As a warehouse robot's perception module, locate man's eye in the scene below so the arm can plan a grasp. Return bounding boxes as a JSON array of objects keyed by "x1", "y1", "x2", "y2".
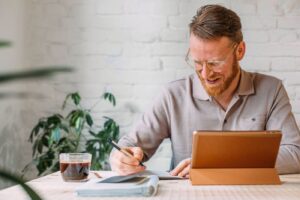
[
  {"x1": 208, "y1": 62, "x2": 220, "y2": 67},
  {"x1": 195, "y1": 61, "x2": 203, "y2": 66}
]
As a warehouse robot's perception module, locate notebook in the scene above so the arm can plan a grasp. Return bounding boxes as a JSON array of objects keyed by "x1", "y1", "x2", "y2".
[{"x1": 75, "y1": 175, "x2": 159, "y2": 197}]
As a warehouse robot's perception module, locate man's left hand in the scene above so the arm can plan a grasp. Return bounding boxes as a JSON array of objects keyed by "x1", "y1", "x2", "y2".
[{"x1": 169, "y1": 158, "x2": 191, "y2": 178}]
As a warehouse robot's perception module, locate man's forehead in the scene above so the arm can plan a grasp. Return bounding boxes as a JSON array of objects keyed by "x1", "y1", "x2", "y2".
[
  {"x1": 189, "y1": 34, "x2": 233, "y2": 58},
  {"x1": 189, "y1": 34, "x2": 233, "y2": 48}
]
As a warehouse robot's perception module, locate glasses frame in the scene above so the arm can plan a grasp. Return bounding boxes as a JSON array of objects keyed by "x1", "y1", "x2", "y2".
[{"x1": 185, "y1": 43, "x2": 238, "y2": 72}]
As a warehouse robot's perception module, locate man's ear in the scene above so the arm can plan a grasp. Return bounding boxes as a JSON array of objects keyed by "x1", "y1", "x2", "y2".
[{"x1": 235, "y1": 41, "x2": 246, "y2": 61}]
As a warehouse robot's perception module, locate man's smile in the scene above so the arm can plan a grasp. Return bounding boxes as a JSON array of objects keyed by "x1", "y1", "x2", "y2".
[{"x1": 205, "y1": 77, "x2": 221, "y2": 85}]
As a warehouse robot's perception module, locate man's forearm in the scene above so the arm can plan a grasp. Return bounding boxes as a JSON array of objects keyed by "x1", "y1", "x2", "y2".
[{"x1": 276, "y1": 145, "x2": 300, "y2": 174}]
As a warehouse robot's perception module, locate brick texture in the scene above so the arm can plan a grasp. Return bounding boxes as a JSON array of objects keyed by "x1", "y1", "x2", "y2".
[{"x1": 22, "y1": 0, "x2": 300, "y2": 171}]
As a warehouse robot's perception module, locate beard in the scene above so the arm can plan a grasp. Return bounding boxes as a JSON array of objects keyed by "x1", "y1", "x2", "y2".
[{"x1": 197, "y1": 55, "x2": 240, "y2": 97}]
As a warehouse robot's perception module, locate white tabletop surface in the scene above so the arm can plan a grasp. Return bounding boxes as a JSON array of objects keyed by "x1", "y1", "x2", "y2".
[{"x1": 0, "y1": 171, "x2": 300, "y2": 200}]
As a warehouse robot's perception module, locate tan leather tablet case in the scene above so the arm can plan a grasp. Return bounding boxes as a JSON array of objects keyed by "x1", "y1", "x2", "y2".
[{"x1": 190, "y1": 131, "x2": 282, "y2": 185}]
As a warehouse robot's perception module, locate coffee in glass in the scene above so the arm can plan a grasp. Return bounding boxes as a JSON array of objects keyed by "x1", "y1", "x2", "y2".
[{"x1": 59, "y1": 153, "x2": 91, "y2": 182}]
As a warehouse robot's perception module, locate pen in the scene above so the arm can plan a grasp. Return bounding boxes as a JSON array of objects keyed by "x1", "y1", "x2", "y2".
[{"x1": 108, "y1": 138, "x2": 145, "y2": 167}]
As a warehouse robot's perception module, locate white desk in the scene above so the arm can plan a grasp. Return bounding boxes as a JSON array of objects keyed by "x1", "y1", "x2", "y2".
[{"x1": 0, "y1": 171, "x2": 300, "y2": 200}]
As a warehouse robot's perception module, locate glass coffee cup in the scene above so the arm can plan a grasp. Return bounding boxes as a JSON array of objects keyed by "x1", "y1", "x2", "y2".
[{"x1": 59, "y1": 153, "x2": 92, "y2": 182}]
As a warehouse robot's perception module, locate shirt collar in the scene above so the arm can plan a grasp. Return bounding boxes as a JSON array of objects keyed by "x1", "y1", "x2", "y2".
[
  {"x1": 237, "y1": 69, "x2": 255, "y2": 96},
  {"x1": 192, "y1": 69, "x2": 255, "y2": 101},
  {"x1": 192, "y1": 72, "x2": 210, "y2": 101}
]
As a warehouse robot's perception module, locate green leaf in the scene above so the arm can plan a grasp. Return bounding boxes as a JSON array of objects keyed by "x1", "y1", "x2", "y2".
[
  {"x1": 69, "y1": 111, "x2": 85, "y2": 135},
  {"x1": 0, "y1": 67, "x2": 73, "y2": 84},
  {"x1": 37, "y1": 120, "x2": 47, "y2": 130},
  {"x1": 37, "y1": 141, "x2": 43, "y2": 154},
  {"x1": 69, "y1": 110, "x2": 83, "y2": 125},
  {"x1": 0, "y1": 41, "x2": 11, "y2": 47},
  {"x1": 57, "y1": 137, "x2": 67, "y2": 146},
  {"x1": 103, "y1": 116, "x2": 112, "y2": 120},
  {"x1": 29, "y1": 124, "x2": 40, "y2": 142},
  {"x1": 41, "y1": 136, "x2": 49, "y2": 147},
  {"x1": 66, "y1": 110, "x2": 77, "y2": 119},
  {"x1": 86, "y1": 139, "x2": 100, "y2": 144},
  {"x1": 86, "y1": 145, "x2": 94, "y2": 153},
  {"x1": 32, "y1": 140, "x2": 39, "y2": 157},
  {"x1": 29, "y1": 119, "x2": 48, "y2": 142},
  {"x1": 103, "y1": 117, "x2": 113, "y2": 128},
  {"x1": 71, "y1": 92, "x2": 81, "y2": 105},
  {"x1": 47, "y1": 115, "x2": 61, "y2": 126},
  {"x1": 75, "y1": 117, "x2": 82, "y2": 131},
  {"x1": 85, "y1": 113, "x2": 93, "y2": 127},
  {"x1": 50, "y1": 127, "x2": 61, "y2": 143},
  {"x1": 62, "y1": 92, "x2": 81, "y2": 109},
  {"x1": 88, "y1": 130, "x2": 97, "y2": 137},
  {"x1": 103, "y1": 92, "x2": 116, "y2": 106},
  {"x1": 113, "y1": 126, "x2": 120, "y2": 140},
  {"x1": 0, "y1": 169, "x2": 42, "y2": 200},
  {"x1": 60, "y1": 124, "x2": 69, "y2": 133}
]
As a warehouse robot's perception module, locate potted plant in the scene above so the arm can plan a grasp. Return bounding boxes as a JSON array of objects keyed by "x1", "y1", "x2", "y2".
[{"x1": 24, "y1": 92, "x2": 119, "y2": 176}]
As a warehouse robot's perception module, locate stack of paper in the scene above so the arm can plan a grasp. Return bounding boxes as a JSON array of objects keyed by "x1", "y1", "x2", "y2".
[{"x1": 76, "y1": 175, "x2": 159, "y2": 197}]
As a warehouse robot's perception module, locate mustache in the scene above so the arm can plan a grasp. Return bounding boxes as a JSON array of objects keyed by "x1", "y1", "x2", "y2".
[
  {"x1": 207, "y1": 74, "x2": 221, "y2": 79},
  {"x1": 197, "y1": 71, "x2": 222, "y2": 80}
]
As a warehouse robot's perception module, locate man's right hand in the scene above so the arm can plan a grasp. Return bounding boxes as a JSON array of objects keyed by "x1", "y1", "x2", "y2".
[{"x1": 109, "y1": 147, "x2": 146, "y2": 175}]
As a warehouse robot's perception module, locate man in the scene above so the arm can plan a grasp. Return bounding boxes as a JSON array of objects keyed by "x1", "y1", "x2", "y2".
[{"x1": 109, "y1": 5, "x2": 300, "y2": 177}]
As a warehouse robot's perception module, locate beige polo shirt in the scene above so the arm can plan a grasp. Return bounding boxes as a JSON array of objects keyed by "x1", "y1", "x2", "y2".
[{"x1": 118, "y1": 70, "x2": 300, "y2": 174}]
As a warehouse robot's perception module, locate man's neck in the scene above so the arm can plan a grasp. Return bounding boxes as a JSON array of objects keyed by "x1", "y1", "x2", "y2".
[{"x1": 214, "y1": 70, "x2": 241, "y2": 111}]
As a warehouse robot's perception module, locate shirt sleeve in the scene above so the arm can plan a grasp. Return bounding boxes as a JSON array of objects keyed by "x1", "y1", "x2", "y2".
[
  {"x1": 116, "y1": 87, "x2": 171, "y2": 162},
  {"x1": 266, "y1": 82, "x2": 300, "y2": 174}
]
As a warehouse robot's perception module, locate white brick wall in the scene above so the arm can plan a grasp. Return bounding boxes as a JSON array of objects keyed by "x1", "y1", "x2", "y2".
[
  {"x1": 0, "y1": 0, "x2": 31, "y2": 189},
  {"x1": 2, "y1": 0, "x2": 300, "y2": 179}
]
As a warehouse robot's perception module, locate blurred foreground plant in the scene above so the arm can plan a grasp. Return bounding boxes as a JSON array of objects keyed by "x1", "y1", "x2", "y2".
[
  {"x1": 0, "y1": 39, "x2": 72, "y2": 197},
  {"x1": 0, "y1": 169, "x2": 42, "y2": 200}
]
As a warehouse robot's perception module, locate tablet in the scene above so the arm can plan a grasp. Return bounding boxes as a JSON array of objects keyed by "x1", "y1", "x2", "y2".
[{"x1": 191, "y1": 131, "x2": 282, "y2": 169}]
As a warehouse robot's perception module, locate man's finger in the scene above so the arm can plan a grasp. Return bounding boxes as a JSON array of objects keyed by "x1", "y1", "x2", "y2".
[
  {"x1": 118, "y1": 165, "x2": 145, "y2": 176},
  {"x1": 114, "y1": 147, "x2": 142, "y2": 166},
  {"x1": 170, "y1": 158, "x2": 191, "y2": 176},
  {"x1": 116, "y1": 163, "x2": 144, "y2": 174},
  {"x1": 125, "y1": 147, "x2": 144, "y2": 161},
  {"x1": 109, "y1": 146, "x2": 146, "y2": 176},
  {"x1": 110, "y1": 150, "x2": 138, "y2": 168},
  {"x1": 110, "y1": 154, "x2": 145, "y2": 175},
  {"x1": 178, "y1": 164, "x2": 191, "y2": 178}
]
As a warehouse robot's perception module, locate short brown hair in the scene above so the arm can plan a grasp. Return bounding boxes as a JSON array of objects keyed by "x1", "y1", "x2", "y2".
[{"x1": 189, "y1": 5, "x2": 243, "y2": 44}]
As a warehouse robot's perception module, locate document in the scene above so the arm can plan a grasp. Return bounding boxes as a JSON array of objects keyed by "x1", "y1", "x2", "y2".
[
  {"x1": 95, "y1": 170, "x2": 183, "y2": 180},
  {"x1": 76, "y1": 175, "x2": 159, "y2": 197},
  {"x1": 137, "y1": 170, "x2": 183, "y2": 180}
]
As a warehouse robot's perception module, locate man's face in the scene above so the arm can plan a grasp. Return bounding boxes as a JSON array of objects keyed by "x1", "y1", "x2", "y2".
[{"x1": 189, "y1": 34, "x2": 240, "y2": 97}]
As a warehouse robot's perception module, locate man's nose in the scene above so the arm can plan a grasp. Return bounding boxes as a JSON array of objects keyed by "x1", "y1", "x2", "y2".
[{"x1": 201, "y1": 63, "x2": 213, "y2": 78}]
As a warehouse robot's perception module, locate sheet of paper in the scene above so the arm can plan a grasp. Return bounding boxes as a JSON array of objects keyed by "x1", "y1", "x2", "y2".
[
  {"x1": 137, "y1": 170, "x2": 183, "y2": 180},
  {"x1": 94, "y1": 170, "x2": 183, "y2": 180}
]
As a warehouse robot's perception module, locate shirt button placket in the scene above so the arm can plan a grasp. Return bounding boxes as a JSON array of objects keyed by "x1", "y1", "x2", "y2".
[{"x1": 222, "y1": 118, "x2": 227, "y2": 130}]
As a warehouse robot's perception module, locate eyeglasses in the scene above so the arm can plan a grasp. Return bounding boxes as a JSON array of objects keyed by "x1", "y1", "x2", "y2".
[{"x1": 185, "y1": 44, "x2": 238, "y2": 72}]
